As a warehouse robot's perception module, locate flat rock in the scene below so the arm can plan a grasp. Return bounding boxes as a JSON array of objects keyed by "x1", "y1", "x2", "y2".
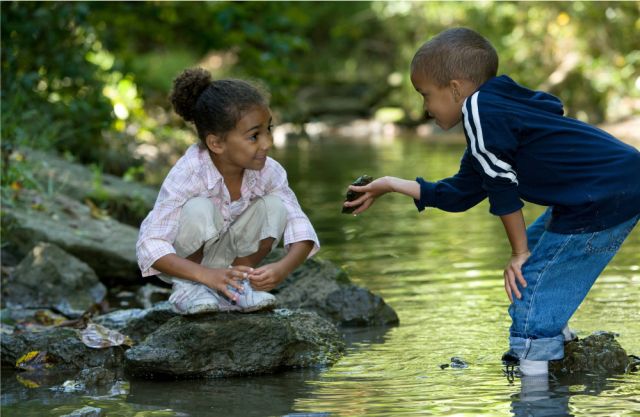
[
  {"x1": 1, "y1": 190, "x2": 140, "y2": 284},
  {"x1": 125, "y1": 309, "x2": 344, "y2": 378}
]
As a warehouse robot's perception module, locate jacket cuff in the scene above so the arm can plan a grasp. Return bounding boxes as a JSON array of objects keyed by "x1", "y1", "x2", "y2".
[
  {"x1": 414, "y1": 177, "x2": 437, "y2": 212},
  {"x1": 488, "y1": 189, "x2": 524, "y2": 216}
]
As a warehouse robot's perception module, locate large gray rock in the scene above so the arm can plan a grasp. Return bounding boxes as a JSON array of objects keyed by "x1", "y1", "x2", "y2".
[
  {"x1": 3, "y1": 242, "x2": 106, "y2": 318},
  {"x1": 271, "y1": 252, "x2": 399, "y2": 327},
  {"x1": 550, "y1": 331, "x2": 631, "y2": 374},
  {"x1": 1, "y1": 190, "x2": 140, "y2": 284},
  {"x1": 24, "y1": 147, "x2": 157, "y2": 226},
  {"x1": 1, "y1": 326, "x2": 126, "y2": 371},
  {"x1": 125, "y1": 310, "x2": 344, "y2": 378},
  {"x1": 94, "y1": 302, "x2": 178, "y2": 343}
]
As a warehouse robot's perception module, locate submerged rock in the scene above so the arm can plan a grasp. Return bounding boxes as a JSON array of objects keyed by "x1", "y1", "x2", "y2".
[
  {"x1": 125, "y1": 310, "x2": 345, "y2": 378},
  {"x1": 550, "y1": 331, "x2": 630, "y2": 374},
  {"x1": 59, "y1": 406, "x2": 105, "y2": 417},
  {"x1": 3, "y1": 243, "x2": 106, "y2": 318}
]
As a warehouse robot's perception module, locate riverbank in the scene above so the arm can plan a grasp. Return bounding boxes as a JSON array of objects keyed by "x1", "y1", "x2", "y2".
[{"x1": 276, "y1": 116, "x2": 640, "y2": 147}]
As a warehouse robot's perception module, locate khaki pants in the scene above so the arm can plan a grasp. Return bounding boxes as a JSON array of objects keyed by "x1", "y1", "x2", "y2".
[{"x1": 162, "y1": 195, "x2": 287, "y2": 284}]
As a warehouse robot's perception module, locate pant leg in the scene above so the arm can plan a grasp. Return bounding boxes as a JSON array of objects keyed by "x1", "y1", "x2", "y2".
[
  {"x1": 508, "y1": 214, "x2": 639, "y2": 361},
  {"x1": 160, "y1": 197, "x2": 223, "y2": 284},
  {"x1": 201, "y1": 195, "x2": 287, "y2": 269}
]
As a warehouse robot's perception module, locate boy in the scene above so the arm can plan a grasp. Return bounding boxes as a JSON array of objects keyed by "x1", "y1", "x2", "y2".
[{"x1": 344, "y1": 27, "x2": 640, "y2": 376}]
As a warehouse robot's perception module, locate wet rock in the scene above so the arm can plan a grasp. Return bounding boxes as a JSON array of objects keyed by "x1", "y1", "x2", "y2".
[
  {"x1": 626, "y1": 355, "x2": 640, "y2": 373},
  {"x1": 324, "y1": 286, "x2": 399, "y2": 326},
  {"x1": 1, "y1": 190, "x2": 140, "y2": 284},
  {"x1": 440, "y1": 357, "x2": 469, "y2": 369},
  {"x1": 125, "y1": 309, "x2": 344, "y2": 378},
  {"x1": 270, "y1": 250, "x2": 398, "y2": 327},
  {"x1": 1, "y1": 326, "x2": 126, "y2": 371},
  {"x1": 59, "y1": 406, "x2": 105, "y2": 417},
  {"x1": 94, "y1": 302, "x2": 178, "y2": 343},
  {"x1": 76, "y1": 366, "x2": 117, "y2": 387},
  {"x1": 3, "y1": 243, "x2": 106, "y2": 318},
  {"x1": 342, "y1": 174, "x2": 373, "y2": 214},
  {"x1": 550, "y1": 331, "x2": 630, "y2": 374}
]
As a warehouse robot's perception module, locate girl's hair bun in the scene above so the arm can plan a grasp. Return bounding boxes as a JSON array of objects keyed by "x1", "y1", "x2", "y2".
[{"x1": 170, "y1": 68, "x2": 212, "y2": 122}]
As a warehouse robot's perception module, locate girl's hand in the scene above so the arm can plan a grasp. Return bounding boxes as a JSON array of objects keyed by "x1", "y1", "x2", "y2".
[
  {"x1": 248, "y1": 263, "x2": 287, "y2": 291},
  {"x1": 343, "y1": 177, "x2": 394, "y2": 215},
  {"x1": 198, "y1": 266, "x2": 253, "y2": 301},
  {"x1": 504, "y1": 251, "x2": 530, "y2": 303}
]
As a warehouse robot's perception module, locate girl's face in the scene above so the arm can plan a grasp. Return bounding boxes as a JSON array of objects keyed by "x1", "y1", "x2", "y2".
[
  {"x1": 210, "y1": 104, "x2": 273, "y2": 171},
  {"x1": 410, "y1": 70, "x2": 464, "y2": 130}
]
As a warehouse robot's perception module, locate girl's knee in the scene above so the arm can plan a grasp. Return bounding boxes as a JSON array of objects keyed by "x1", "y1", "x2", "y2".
[
  {"x1": 174, "y1": 197, "x2": 222, "y2": 256},
  {"x1": 258, "y1": 195, "x2": 287, "y2": 225}
]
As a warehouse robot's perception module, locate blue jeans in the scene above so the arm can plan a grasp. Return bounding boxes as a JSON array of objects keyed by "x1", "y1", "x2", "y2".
[{"x1": 508, "y1": 209, "x2": 639, "y2": 361}]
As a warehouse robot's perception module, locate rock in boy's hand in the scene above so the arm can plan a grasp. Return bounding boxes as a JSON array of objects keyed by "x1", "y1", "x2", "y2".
[
  {"x1": 342, "y1": 177, "x2": 393, "y2": 215},
  {"x1": 504, "y1": 252, "x2": 530, "y2": 303}
]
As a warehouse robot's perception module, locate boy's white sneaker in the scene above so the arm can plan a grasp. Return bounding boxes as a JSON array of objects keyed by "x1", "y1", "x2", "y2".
[
  {"x1": 519, "y1": 359, "x2": 549, "y2": 376},
  {"x1": 562, "y1": 325, "x2": 577, "y2": 342}
]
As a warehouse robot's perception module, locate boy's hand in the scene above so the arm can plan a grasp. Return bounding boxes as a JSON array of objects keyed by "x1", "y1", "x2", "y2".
[
  {"x1": 198, "y1": 266, "x2": 252, "y2": 301},
  {"x1": 248, "y1": 262, "x2": 287, "y2": 291},
  {"x1": 343, "y1": 177, "x2": 394, "y2": 215},
  {"x1": 504, "y1": 251, "x2": 530, "y2": 303}
]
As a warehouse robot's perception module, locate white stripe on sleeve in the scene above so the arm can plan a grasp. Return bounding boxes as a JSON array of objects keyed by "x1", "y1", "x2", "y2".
[{"x1": 463, "y1": 93, "x2": 518, "y2": 185}]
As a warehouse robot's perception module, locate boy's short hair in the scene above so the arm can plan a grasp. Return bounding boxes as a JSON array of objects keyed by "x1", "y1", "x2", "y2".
[{"x1": 411, "y1": 27, "x2": 498, "y2": 87}]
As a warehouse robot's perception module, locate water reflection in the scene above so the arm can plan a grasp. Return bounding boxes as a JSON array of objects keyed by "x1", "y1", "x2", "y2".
[{"x1": 512, "y1": 377, "x2": 572, "y2": 417}]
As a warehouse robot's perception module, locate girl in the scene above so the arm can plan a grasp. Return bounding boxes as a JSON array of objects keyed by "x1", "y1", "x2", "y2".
[{"x1": 136, "y1": 68, "x2": 319, "y2": 315}]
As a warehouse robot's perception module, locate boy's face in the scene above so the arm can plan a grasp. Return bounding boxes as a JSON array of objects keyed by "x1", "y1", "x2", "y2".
[{"x1": 410, "y1": 70, "x2": 464, "y2": 130}]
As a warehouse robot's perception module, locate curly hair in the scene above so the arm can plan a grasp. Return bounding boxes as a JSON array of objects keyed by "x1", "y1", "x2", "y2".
[
  {"x1": 411, "y1": 28, "x2": 498, "y2": 87},
  {"x1": 170, "y1": 68, "x2": 269, "y2": 143}
]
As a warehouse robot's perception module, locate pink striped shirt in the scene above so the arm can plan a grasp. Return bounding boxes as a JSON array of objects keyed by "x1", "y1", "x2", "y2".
[{"x1": 136, "y1": 144, "x2": 320, "y2": 276}]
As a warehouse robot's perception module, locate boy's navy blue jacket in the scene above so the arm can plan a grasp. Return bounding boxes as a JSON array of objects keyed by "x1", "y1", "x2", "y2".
[{"x1": 415, "y1": 75, "x2": 640, "y2": 233}]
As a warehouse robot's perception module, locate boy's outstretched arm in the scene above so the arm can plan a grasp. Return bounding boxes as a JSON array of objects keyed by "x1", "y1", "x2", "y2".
[
  {"x1": 344, "y1": 176, "x2": 420, "y2": 215},
  {"x1": 500, "y1": 209, "x2": 530, "y2": 303}
]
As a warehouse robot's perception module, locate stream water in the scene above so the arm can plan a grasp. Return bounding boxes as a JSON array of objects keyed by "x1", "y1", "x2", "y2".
[{"x1": 2, "y1": 135, "x2": 639, "y2": 416}]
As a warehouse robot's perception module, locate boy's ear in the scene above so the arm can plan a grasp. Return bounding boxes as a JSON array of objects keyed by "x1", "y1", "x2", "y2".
[
  {"x1": 205, "y1": 133, "x2": 225, "y2": 154},
  {"x1": 450, "y1": 79, "x2": 477, "y2": 103},
  {"x1": 449, "y1": 80, "x2": 463, "y2": 103}
]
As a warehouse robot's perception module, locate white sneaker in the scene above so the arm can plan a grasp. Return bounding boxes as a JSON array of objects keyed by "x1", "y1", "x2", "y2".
[
  {"x1": 169, "y1": 280, "x2": 275, "y2": 315},
  {"x1": 519, "y1": 359, "x2": 549, "y2": 376},
  {"x1": 231, "y1": 279, "x2": 276, "y2": 312},
  {"x1": 562, "y1": 325, "x2": 577, "y2": 342},
  {"x1": 169, "y1": 281, "x2": 240, "y2": 315}
]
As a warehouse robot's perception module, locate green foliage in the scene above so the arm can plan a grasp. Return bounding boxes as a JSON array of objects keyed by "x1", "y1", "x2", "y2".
[
  {"x1": 1, "y1": 1, "x2": 638, "y2": 196},
  {"x1": 1, "y1": 2, "x2": 112, "y2": 161}
]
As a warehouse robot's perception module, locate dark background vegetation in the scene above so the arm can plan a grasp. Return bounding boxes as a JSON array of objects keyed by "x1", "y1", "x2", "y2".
[{"x1": 2, "y1": 1, "x2": 639, "y2": 193}]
